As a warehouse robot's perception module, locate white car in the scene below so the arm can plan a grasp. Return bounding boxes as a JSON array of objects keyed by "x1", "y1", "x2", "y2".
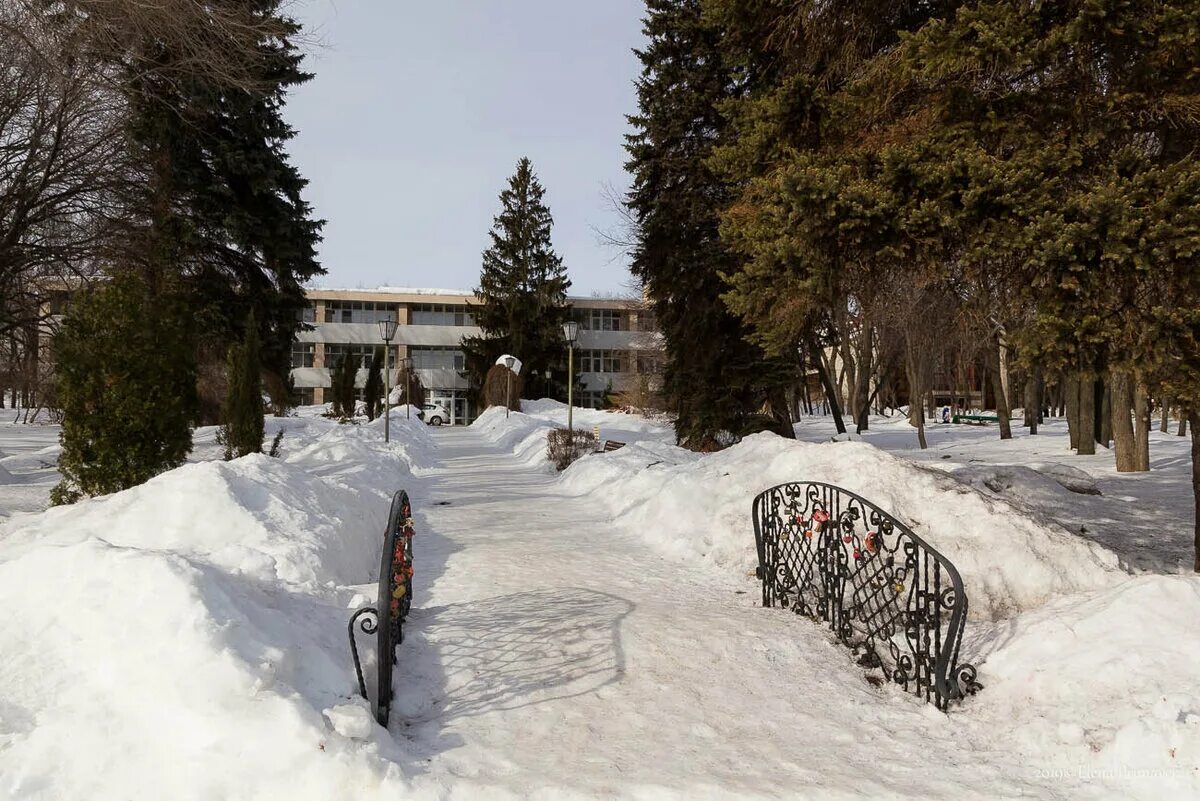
[{"x1": 422, "y1": 402, "x2": 450, "y2": 426}]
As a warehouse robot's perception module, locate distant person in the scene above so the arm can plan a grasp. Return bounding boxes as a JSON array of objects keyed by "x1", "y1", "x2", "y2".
[{"x1": 941, "y1": 405, "x2": 951, "y2": 423}]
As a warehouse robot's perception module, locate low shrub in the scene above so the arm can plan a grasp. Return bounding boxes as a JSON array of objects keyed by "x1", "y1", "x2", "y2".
[{"x1": 547, "y1": 427, "x2": 597, "y2": 471}]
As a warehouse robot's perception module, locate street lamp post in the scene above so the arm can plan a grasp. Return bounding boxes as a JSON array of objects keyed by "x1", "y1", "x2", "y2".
[
  {"x1": 398, "y1": 356, "x2": 413, "y2": 420},
  {"x1": 562, "y1": 321, "x2": 579, "y2": 433},
  {"x1": 501, "y1": 355, "x2": 517, "y2": 418},
  {"x1": 377, "y1": 319, "x2": 398, "y2": 443}
]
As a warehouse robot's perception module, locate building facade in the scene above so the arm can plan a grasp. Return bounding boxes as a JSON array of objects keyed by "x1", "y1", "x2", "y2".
[{"x1": 290, "y1": 288, "x2": 662, "y2": 424}]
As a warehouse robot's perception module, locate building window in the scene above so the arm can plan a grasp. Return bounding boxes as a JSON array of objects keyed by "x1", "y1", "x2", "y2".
[
  {"x1": 636, "y1": 351, "x2": 663, "y2": 375},
  {"x1": 636, "y1": 309, "x2": 657, "y2": 332},
  {"x1": 291, "y1": 387, "x2": 316, "y2": 406},
  {"x1": 324, "y1": 300, "x2": 396, "y2": 325},
  {"x1": 325, "y1": 343, "x2": 392, "y2": 369},
  {"x1": 291, "y1": 342, "x2": 315, "y2": 368},
  {"x1": 410, "y1": 303, "x2": 476, "y2": 326},
  {"x1": 578, "y1": 349, "x2": 625, "y2": 373},
  {"x1": 579, "y1": 390, "x2": 608, "y2": 409},
  {"x1": 410, "y1": 346, "x2": 465, "y2": 371},
  {"x1": 575, "y1": 308, "x2": 624, "y2": 331},
  {"x1": 295, "y1": 304, "x2": 316, "y2": 323}
]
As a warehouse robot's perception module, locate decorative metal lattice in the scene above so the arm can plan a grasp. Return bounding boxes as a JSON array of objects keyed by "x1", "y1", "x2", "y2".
[
  {"x1": 752, "y1": 482, "x2": 980, "y2": 710},
  {"x1": 348, "y1": 489, "x2": 415, "y2": 726}
]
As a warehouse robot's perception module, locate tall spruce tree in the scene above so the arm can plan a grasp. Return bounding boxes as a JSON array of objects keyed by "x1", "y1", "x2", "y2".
[
  {"x1": 462, "y1": 158, "x2": 571, "y2": 398},
  {"x1": 124, "y1": 0, "x2": 323, "y2": 415},
  {"x1": 52, "y1": 272, "x2": 197, "y2": 503},
  {"x1": 220, "y1": 313, "x2": 265, "y2": 459},
  {"x1": 364, "y1": 348, "x2": 384, "y2": 421},
  {"x1": 626, "y1": 0, "x2": 793, "y2": 448}
]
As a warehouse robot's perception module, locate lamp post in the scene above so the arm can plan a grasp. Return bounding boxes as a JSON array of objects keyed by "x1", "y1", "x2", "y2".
[
  {"x1": 501, "y1": 355, "x2": 517, "y2": 418},
  {"x1": 398, "y1": 356, "x2": 413, "y2": 420},
  {"x1": 377, "y1": 319, "x2": 398, "y2": 442},
  {"x1": 562, "y1": 320, "x2": 579, "y2": 433}
]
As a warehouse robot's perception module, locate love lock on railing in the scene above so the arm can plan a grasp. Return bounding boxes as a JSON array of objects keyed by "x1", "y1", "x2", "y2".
[
  {"x1": 348, "y1": 489, "x2": 415, "y2": 726},
  {"x1": 752, "y1": 482, "x2": 981, "y2": 710}
]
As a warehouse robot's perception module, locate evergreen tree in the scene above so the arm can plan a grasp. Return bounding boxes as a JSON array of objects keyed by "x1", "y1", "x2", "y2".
[
  {"x1": 462, "y1": 158, "x2": 571, "y2": 400},
  {"x1": 364, "y1": 347, "x2": 384, "y2": 421},
  {"x1": 220, "y1": 313, "x2": 265, "y2": 459},
  {"x1": 626, "y1": 0, "x2": 793, "y2": 448},
  {"x1": 329, "y1": 354, "x2": 357, "y2": 420},
  {"x1": 52, "y1": 272, "x2": 196, "y2": 504},
  {"x1": 123, "y1": 0, "x2": 323, "y2": 404}
]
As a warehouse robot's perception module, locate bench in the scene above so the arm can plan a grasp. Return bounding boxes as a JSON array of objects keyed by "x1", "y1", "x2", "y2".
[
  {"x1": 952, "y1": 413, "x2": 999, "y2": 424},
  {"x1": 598, "y1": 439, "x2": 626, "y2": 453}
]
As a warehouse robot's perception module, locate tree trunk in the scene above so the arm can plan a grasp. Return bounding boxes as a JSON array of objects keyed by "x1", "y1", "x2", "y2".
[
  {"x1": 988, "y1": 340, "x2": 1012, "y2": 439},
  {"x1": 1134, "y1": 379, "x2": 1151, "y2": 472},
  {"x1": 1023, "y1": 374, "x2": 1035, "y2": 428},
  {"x1": 814, "y1": 355, "x2": 847, "y2": 435},
  {"x1": 1160, "y1": 397, "x2": 1171, "y2": 433},
  {"x1": 1192, "y1": 411, "x2": 1200, "y2": 573},
  {"x1": 1110, "y1": 370, "x2": 1137, "y2": 472},
  {"x1": 1066, "y1": 375, "x2": 1080, "y2": 449},
  {"x1": 905, "y1": 339, "x2": 927, "y2": 450},
  {"x1": 1026, "y1": 374, "x2": 1040, "y2": 434},
  {"x1": 1098, "y1": 381, "x2": 1112, "y2": 449},
  {"x1": 1182, "y1": 416, "x2": 1189, "y2": 437},
  {"x1": 1077, "y1": 374, "x2": 1096, "y2": 455},
  {"x1": 852, "y1": 325, "x2": 873, "y2": 432}
]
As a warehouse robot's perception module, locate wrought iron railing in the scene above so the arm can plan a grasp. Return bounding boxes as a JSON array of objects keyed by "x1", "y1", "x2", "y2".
[
  {"x1": 752, "y1": 482, "x2": 980, "y2": 710},
  {"x1": 348, "y1": 489, "x2": 415, "y2": 726}
]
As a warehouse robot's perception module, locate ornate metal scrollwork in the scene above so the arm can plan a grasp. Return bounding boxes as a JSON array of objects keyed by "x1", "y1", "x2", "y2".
[
  {"x1": 347, "y1": 489, "x2": 415, "y2": 726},
  {"x1": 752, "y1": 482, "x2": 980, "y2": 710}
]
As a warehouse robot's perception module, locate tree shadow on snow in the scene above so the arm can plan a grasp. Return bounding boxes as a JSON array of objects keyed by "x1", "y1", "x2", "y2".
[{"x1": 388, "y1": 587, "x2": 633, "y2": 762}]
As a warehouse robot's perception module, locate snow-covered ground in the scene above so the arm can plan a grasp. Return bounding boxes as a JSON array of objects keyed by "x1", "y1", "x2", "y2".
[
  {"x1": 0, "y1": 401, "x2": 1195, "y2": 799},
  {"x1": 793, "y1": 413, "x2": 1196, "y2": 573}
]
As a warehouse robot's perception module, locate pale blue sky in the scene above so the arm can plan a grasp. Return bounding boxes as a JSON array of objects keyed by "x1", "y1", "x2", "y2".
[{"x1": 286, "y1": 1, "x2": 646, "y2": 296}]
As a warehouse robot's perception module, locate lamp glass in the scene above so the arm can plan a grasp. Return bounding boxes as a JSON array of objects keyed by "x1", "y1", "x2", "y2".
[
  {"x1": 562, "y1": 320, "x2": 579, "y2": 344},
  {"x1": 502, "y1": 356, "x2": 516, "y2": 370},
  {"x1": 378, "y1": 318, "x2": 398, "y2": 341}
]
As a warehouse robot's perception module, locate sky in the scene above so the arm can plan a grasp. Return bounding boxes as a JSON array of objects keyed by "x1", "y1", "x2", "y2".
[{"x1": 285, "y1": 1, "x2": 647, "y2": 297}]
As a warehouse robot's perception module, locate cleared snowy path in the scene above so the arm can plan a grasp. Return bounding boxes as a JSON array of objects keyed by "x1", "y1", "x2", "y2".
[{"x1": 389, "y1": 427, "x2": 1081, "y2": 801}]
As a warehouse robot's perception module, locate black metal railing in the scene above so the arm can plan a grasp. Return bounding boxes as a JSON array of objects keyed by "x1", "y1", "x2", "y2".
[
  {"x1": 348, "y1": 489, "x2": 415, "y2": 726},
  {"x1": 752, "y1": 482, "x2": 981, "y2": 710}
]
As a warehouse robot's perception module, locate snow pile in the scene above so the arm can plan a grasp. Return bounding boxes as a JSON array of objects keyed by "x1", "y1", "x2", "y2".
[
  {"x1": 471, "y1": 399, "x2": 673, "y2": 471},
  {"x1": 554, "y1": 432, "x2": 1121, "y2": 620},
  {"x1": 0, "y1": 417, "x2": 430, "y2": 799},
  {"x1": 973, "y1": 574, "x2": 1200, "y2": 787}
]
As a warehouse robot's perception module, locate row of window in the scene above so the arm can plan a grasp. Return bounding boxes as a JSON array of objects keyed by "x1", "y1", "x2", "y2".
[
  {"x1": 296, "y1": 302, "x2": 651, "y2": 331},
  {"x1": 325, "y1": 300, "x2": 396, "y2": 325},
  {"x1": 411, "y1": 303, "x2": 476, "y2": 327},
  {"x1": 292, "y1": 343, "x2": 662, "y2": 376},
  {"x1": 574, "y1": 308, "x2": 624, "y2": 331},
  {"x1": 410, "y1": 346, "x2": 466, "y2": 371}
]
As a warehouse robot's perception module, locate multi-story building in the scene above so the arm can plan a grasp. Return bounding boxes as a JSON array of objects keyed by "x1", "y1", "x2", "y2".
[{"x1": 290, "y1": 287, "x2": 662, "y2": 424}]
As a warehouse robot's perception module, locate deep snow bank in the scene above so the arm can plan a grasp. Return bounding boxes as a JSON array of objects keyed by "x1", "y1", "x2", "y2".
[
  {"x1": 0, "y1": 415, "x2": 434, "y2": 800},
  {"x1": 557, "y1": 432, "x2": 1121, "y2": 620},
  {"x1": 470, "y1": 400, "x2": 673, "y2": 471},
  {"x1": 971, "y1": 574, "x2": 1200, "y2": 787}
]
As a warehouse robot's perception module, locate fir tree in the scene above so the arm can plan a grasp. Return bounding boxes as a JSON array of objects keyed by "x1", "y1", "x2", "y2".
[
  {"x1": 123, "y1": 0, "x2": 323, "y2": 404},
  {"x1": 220, "y1": 313, "x2": 265, "y2": 459},
  {"x1": 462, "y1": 158, "x2": 571, "y2": 400},
  {"x1": 625, "y1": 0, "x2": 793, "y2": 448},
  {"x1": 364, "y1": 347, "x2": 384, "y2": 421},
  {"x1": 52, "y1": 272, "x2": 196, "y2": 504},
  {"x1": 329, "y1": 354, "x2": 357, "y2": 420}
]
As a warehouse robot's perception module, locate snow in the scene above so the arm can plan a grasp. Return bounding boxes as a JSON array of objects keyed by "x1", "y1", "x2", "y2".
[
  {"x1": 557, "y1": 429, "x2": 1121, "y2": 620},
  {"x1": 0, "y1": 403, "x2": 1196, "y2": 799},
  {"x1": 0, "y1": 412, "x2": 435, "y2": 800}
]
